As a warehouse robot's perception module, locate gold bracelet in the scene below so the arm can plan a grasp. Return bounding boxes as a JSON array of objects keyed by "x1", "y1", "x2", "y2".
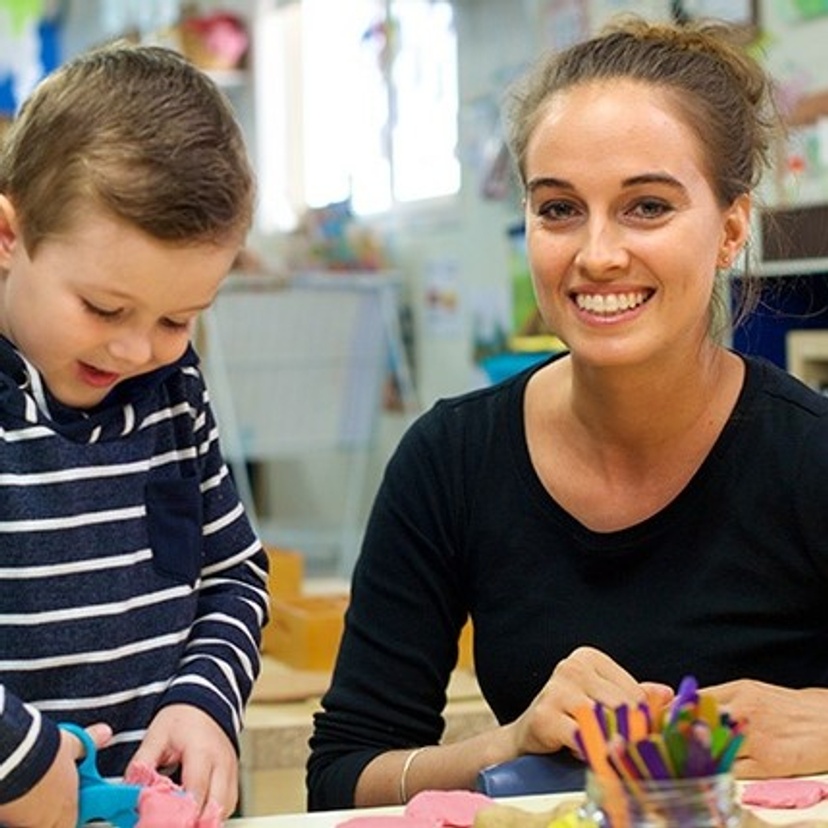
[{"x1": 399, "y1": 746, "x2": 431, "y2": 805}]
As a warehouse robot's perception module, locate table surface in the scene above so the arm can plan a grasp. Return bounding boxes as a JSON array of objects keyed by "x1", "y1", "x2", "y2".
[{"x1": 228, "y1": 778, "x2": 828, "y2": 827}]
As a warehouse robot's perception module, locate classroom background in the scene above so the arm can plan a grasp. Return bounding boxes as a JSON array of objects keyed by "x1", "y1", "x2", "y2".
[{"x1": 3, "y1": 0, "x2": 828, "y2": 582}]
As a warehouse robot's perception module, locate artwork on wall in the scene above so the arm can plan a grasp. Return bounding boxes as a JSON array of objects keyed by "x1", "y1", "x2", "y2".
[
  {"x1": 677, "y1": 0, "x2": 758, "y2": 27},
  {"x1": 785, "y1": 0, "x2": 828, "y2": 20},
  {"x1": 0, "y1": 1, "x2": 61, "y2": 119}
]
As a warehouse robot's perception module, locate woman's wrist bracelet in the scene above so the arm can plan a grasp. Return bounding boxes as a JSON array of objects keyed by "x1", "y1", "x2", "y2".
[{"x1": 399, "y1": 745, "x2": 431, "y2": 805}]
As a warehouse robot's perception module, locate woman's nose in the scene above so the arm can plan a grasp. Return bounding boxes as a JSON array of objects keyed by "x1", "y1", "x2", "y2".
[{"x1": 574, "y1": 220, "x2": 628, "y2": 276}]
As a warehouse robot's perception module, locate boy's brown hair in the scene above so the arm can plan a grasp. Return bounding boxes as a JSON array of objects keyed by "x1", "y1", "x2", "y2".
[{"x1": 0, "y1": 41, "x2": 255, "y2": 255}]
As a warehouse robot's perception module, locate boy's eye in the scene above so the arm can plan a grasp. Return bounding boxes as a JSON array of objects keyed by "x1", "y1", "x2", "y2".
[
  {"x1": 83, "y1": 299, "x2": 121, "y2": 319},
  {"x1": 161, "y1": 318, "x2": 191, "y2": 331}
]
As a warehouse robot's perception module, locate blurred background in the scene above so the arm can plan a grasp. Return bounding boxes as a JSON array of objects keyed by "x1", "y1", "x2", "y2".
[{"x1": 3, "y1": 0, "x2": 828, "y2": 581}]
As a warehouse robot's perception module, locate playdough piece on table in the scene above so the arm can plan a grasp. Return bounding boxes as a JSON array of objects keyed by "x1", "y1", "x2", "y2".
[
  {"x1": 125, "y1": 762, "x2": 223, "y2": 828},
  {"x1": 405, "y1": 790, "x2": 496, "y2": 826},
  {"x1": 336, "y1": 818, "x2": 438, "y2": 827},
  {"x1": 742, "y1": 779, "x2": 828, "y2": 809}
]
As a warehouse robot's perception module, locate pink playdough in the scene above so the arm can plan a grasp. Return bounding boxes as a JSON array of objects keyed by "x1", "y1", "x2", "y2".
[
  {"x1": 405, "y1": 790, "x2": 496, "y2": 827},
  {"x1": 335, "y1": 790, "x2": 496, "y2": 828},
  {"x1": 125, "y1": 763, "x2": 223, "y2": 827},
  {"x1": 336, "y1": 818, "x2": 438, "y2": 827},
  {"x1": 742, "y1": 779, "x2": 828, "y2": 809}
]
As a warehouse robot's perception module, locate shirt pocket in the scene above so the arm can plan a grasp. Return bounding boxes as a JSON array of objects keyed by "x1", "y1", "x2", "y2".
[{"x1": 145, "y1": 478, "x2": 203, "y2": 586}]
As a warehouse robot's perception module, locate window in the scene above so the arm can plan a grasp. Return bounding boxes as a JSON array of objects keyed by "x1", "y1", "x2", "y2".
[{"x1": 258, "y1": 0, "x2": 460, "y2": 229}]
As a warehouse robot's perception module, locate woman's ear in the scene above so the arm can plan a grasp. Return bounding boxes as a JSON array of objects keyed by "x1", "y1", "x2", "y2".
[
  {"x1": 719, "y1": 192, "x2": 751, "y2": 267},
  {"x1": 0, "y1": 195, "x2": 20, "y2": 269}
]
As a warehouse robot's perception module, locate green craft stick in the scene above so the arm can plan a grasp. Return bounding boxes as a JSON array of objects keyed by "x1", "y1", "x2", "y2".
[
  {"x1": 716, "y1": 732, "x2": 745, "y2": 772},
  {"x1": 663, "y1": 728, "x2": 687, "y2": 777}
]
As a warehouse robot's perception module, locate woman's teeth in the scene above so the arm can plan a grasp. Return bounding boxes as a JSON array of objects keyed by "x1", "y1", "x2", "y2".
[{"x1": 575, "y1": 291, "x2": 649, "y2": 315}]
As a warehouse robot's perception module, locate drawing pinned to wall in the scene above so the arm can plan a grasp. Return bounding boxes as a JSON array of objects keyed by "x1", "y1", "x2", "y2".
[
  {"x1": 460, "y1": 63, "x2": 526, "y2": 202},
  {"x1": 470, "y1": 285, "x2": 510, "y2": 365},
  {"x1": 423, "y1": 258, "x2": 463, "y2": 337}
]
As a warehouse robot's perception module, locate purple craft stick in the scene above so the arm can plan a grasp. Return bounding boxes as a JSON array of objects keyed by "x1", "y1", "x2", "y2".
[
  {"x1": 616, "y1": 703, "x2": 630, "y2": 741},
  {"x1": 668, "y1": 675, "x2": 699, "y2": 726},
  {"x1": 634, "y1": 738, "x2": 673, "y2": 780}
]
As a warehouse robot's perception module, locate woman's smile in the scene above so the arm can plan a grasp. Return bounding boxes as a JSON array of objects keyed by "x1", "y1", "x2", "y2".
[{"x1": 573, "y1": 289, "x2": 654, "y2": 317}]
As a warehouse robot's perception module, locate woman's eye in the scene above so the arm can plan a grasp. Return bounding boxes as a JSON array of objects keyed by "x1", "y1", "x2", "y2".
[
  {"x1": 539, "y1": 200, "x2": 580, "y2": 221},
  {"x1": 630, "y1": 199, "x2": 672, "y2": 219}
]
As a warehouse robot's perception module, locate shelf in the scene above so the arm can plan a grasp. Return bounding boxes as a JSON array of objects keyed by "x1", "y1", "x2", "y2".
[{"x1": 786, "y1": 329, "x2": 828, "y2": 391}]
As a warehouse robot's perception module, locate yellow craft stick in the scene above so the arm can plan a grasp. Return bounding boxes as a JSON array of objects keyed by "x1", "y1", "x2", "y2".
[{"x1": 697, "y1": 692, "x2": 719, "y2": 729}]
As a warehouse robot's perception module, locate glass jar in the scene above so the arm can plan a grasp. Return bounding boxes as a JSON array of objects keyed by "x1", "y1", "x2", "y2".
[{"x1": 575, "y1": 770, "x2": 742, "y2": 827}]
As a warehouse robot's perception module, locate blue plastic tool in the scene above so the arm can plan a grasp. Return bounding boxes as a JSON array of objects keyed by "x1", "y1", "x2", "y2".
[{"x1": 59, "y1": 723, "x2": 143, "y2": 828}]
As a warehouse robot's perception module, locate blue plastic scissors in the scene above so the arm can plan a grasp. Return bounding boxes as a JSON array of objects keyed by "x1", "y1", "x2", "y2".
[{"x1": 59, "y1": 722, "x2": 143, "y2": 828}]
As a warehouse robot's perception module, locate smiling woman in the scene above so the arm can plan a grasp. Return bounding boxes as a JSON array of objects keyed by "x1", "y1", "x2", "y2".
[{"x1": 306, "y1": 15, "x2": 828, "y2": 814}]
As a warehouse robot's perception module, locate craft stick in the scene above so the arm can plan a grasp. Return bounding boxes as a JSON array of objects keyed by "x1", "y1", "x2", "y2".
[
  {"x1": 669, "y1": 675, "x2": 699, "y2": 725},
  {"x1": 684, "y1": 732, "x2": 717, "y2": 777},
  {"x1": 627, "y1": 705, "x2": 649, "y2": 742},
  {"x1": 573, "y1": 729, "x2": 588, "y2": 763},
  {"x1": 709, "y1": 724, "x2": 731, "y2": 760},
  {"x1": 593, "y1": 702, "x2": 610, "y2": 739},
  {"x1": 573, "y1": 704, "x2": 630, "y2": 828},
  {"x1": 634, "y1": 738, "x2": 672, "y2": 780},
  {"x1": 716, "y1": 732, "x2": 745, "y2": 773},
  {"x1": 663, "y1": 728, "x2": 688, "y2": 777},
  {"x1": 573, "y1": 704, "x2": 614, "y2": 779},
  {"x1": 649, "y1": 733, "x2": 676, "y2": 778},
  {"x1": 643, "y1": 689, "x2": 667, "y2": 730},
  {"x1": 608, "y1": 739, "x2": 643, "y2": 788},
  {"x1": 615, "y1": 704, "x2": 630, "y2": 741},
  {"x1": 697, "y1": 693, "x2": 719, "y2": 729}
]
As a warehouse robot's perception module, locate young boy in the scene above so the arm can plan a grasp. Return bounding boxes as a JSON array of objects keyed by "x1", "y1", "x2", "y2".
[{"x1": 0, "y1": 42, "x2": 269, "y2": 826}]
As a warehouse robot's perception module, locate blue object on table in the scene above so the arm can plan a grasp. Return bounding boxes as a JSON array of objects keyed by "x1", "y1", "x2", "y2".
[
  {"x1": 480, "y1": 351, "x2": 554, "y2": 385},
  {"x1": 476, "y1": 752, "x2": 586, "y2": 797},
  {"x1": 59, "y1": 723, "x2": 142, "y2": 828}
]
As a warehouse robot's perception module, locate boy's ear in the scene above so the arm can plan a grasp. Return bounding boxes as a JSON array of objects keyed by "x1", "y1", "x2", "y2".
[{"x1": 0, "y1": 195, "x2": 20, "y2": 268}]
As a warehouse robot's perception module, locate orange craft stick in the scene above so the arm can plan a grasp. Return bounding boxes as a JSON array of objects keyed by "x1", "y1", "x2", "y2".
[
  {"x1": 627, "y1": 705, "x2": 650, "y2": 742},
  {"x1": 574, "y1": 704, "x2": 630, "y2": 828}
]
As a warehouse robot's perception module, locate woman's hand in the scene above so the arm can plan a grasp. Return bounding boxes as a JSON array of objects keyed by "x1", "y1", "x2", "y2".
[
  {"x1": 506, "y1": 645, "x2": 673, "y2": 757},
  {"x1": 0, "y1": 723, "x2": 111, "y2": 828},
  {"x1": 703, "y1": 680, "x2": 828, "y2": 778}
]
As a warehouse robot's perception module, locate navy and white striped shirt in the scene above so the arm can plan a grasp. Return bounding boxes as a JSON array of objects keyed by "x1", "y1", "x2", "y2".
[{"x1": 0, "y1": 337, "x2": 269, "y2": 803}]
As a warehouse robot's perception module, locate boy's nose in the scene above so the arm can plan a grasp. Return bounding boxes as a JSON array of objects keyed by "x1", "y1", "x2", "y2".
[{"x1": 107, "y1": 330, "x2": 153, "y2": 367}]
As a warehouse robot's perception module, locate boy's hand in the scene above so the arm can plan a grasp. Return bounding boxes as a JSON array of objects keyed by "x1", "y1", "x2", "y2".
[
  {"x1": 128, "y1": 704, "x2": 237, "y2": 818},
  {"x1": 0, "y1": 723, "x2": 111, "y2": 828}
]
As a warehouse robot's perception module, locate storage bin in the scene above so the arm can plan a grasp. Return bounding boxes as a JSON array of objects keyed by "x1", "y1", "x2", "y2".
[{"x1": 262, "y1": 594, "x2": 349, "y2": 671}]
